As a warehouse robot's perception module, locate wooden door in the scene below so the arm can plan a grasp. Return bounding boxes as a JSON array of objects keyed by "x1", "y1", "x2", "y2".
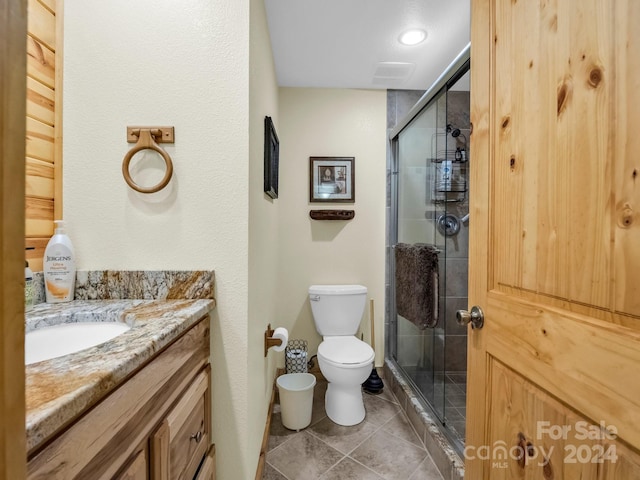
[
  {"x1": 467, "y1": 1, "x2": 640, "y2": 478},
  {"x1": 1, "y1": 1, "x2": 28, "y2": 479}
]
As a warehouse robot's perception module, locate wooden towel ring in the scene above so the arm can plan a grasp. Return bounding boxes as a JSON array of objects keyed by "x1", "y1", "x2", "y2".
[{"x1": 122, "y1": 128, "x2": 174, "y2": 194}]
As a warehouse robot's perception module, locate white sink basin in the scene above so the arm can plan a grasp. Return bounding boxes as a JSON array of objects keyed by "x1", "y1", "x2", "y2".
[{"x1": 26, "y1": 322, "x2": 131, "y2": 365}]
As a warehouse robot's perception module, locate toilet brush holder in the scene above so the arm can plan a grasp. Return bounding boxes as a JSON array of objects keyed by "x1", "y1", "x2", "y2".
[{"x1": 363, "y1": 298, "x2": 384, "y2": 394}]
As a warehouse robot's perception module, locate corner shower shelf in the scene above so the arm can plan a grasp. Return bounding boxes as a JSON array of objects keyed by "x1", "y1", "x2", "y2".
[{"x1": 309, "y1": 210, "x2": 355, "y2": 220}]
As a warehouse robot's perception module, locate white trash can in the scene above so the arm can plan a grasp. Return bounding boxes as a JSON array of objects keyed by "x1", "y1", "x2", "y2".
[{"x1": 276, "y1": 373, "x2": 316, "y2": 431}]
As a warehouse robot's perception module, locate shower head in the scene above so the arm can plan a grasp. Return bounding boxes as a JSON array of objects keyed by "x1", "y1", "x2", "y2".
[{"x1": 446, "y1": 124, "x2": 461, "y2": 137}]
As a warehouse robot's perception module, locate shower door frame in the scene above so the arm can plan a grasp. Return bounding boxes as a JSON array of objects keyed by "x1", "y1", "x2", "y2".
[{"x1": 386, "y1": 44, "x2": 470, "y2": 454}]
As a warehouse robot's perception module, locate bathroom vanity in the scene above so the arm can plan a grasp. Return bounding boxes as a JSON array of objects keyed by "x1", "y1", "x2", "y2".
[{"x1": 25, "y1": 299, "x2": 216, "y2": 480}]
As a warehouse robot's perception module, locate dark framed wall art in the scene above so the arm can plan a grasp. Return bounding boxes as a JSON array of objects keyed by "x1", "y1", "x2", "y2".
[
  {"x1": 309, "y1": 157, "x2": 355, "y2": 203},
  {"x1": 264, "y1": 116, "x2": 279, "y2": 199}
]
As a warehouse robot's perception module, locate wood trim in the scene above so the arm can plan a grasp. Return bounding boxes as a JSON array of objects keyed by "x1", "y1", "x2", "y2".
[
  {"x1": 25, "y1": 237, "x2": 47, "y2": 272},
  {"x1": 26, "y1": 0, "x2": 55, "y2": 51},
  {"x1": 466, "y1": 0, "x2": 492, "y2": 478},
  {"x1": 151, "y1": 421, "x2": 170, "y2": 480},
  {"x1": 254, "y1": 368, "x2": 281, "y2": 480},
  {"x1": 309, "y1": 210, "x2": 355, "y2": 221},
  {"x1": 0, "y1": 0, "x2": 28, "y2": 479},
  {"x1": 53, "y1": 0, "x2": 62, "y2": 220}
]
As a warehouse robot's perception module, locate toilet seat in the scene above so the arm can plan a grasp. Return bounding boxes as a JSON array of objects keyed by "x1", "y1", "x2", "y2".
[{"x1": 318, "y1": 336, "x2": 374, "y2": 369}]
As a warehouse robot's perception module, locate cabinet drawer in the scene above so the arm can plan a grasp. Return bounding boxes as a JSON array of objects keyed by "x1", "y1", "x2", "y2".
[
  {"x1": 152, "y1": 368, "x2": 210, "y2": 480},
  {"x1": 195, "y1": 445, "x2": 216, "y2": 480}
]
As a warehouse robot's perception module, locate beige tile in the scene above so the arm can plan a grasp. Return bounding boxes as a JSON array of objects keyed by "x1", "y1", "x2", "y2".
[
  {"x1": 363, "y1": 393, "x2": 400, "y2": 426},
  {"x1": 381, "y1": 411, "x2": 423, "y2": 448},
  {"x1": 408, "y1": 455, "x2": 444, "y2": 480},
  {"x1": 268, "y1": 412, "x2": 302, "y2": 452},
  {"x1": 262, "y1": 463, "x2": 288, "y2": 480},
  {"x1": 351, "y1": 430, "x2": 427, "y2": 480},
  {"x1": 445, "y1": 393, "x2": 467, "y2": 408},
  {"x1": 365, "y1": 386, "x2": 397, "y2": 405},
  {"x1": 319, "y1": 457, "x2": 384, "y2": 480},
  {"x1": 310, "y1": 381, "x2": 328, "y2": 426},
  {"x1": 309, "y1": 416, "x2": 380, "y2": 454},
  {"x1": 267, "y1": 431, "x2": 344, "y2": 480}
]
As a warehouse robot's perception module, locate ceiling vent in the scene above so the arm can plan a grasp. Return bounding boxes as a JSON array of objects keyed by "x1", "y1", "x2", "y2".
[{"x1": 372, "y1": 62, "x2": 415, "y2": 86}]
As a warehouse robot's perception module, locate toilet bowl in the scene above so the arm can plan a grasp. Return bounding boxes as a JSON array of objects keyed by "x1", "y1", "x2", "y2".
[
  {"x1": 309, "y1": 284, "x2": 374, "y2": 426},
  {"x1": 317, "y1": 336, "x2": 374, "y2": 425}
]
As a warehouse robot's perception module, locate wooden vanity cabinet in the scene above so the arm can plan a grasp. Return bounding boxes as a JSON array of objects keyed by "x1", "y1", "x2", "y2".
[
  {"x1": 151, "y1": 367, "x2": 210, "y2": 480},
  {"x1": 195, "y1": 446, "x2": 216, "y2": 480},
  {"x1": 114, "y1": 445, "x2": 148, "y2": 480},
  {"x1": 27, "y1": 316, "x2": 215, "y2": 480}
]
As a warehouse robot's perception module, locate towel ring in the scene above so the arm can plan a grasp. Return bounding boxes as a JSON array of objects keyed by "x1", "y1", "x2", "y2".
[{"x1": 122, "y1": 128, "x2": 174, "y2": 194}]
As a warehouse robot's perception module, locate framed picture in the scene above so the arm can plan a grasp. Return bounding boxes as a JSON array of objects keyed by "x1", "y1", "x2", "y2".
[
  {"x1": 309, "y1": 157, "x2": 355, "y2": 203},
  {"x1": 264, "y1": 116, "x2": 279, "y2": 199}
]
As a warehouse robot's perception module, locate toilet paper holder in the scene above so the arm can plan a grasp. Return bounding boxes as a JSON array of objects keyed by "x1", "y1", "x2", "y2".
[{"x1": 264, "y1": 323, "x2": 283, "y2": 357}]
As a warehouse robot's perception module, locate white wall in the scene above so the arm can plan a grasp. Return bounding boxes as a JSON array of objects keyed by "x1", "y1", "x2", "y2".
[
  {"x1": 63, "y1": 3, "x2": 387, "y2": 477},
  {"x1": 277, "y1": 88, "x2": 387, "y2": 365},
  {"x1": 63, "y1": 1, "x2": 254, "y2": 478},
  {"x1": 248, "y1": 0, "x2": 280, "y2": 472}
]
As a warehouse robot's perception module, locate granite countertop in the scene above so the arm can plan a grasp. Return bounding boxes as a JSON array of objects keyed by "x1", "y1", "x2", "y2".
[{"x1": 25, "y1": 298, "x2": 215, "y2": 454}]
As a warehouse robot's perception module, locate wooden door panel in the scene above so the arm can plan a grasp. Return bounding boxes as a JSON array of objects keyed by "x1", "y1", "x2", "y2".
[
  {"x1": 487, "y1": 360, "x2": 607, "y2": 480},
  {"x1": 492, "y1": 0, "x2": 617, "y2": 310},
  {"x1": 485, "y1": 292, "x2": 640, "y2": 449},
  {"x1": 601, "y1": 442, "x2": 640, "y2": 480},
  {"x1": 469, "y1": 0, "x2": 640, "y2": 477}
]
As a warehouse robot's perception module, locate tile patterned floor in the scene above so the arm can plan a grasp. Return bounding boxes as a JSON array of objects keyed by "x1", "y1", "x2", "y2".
[
  {"x1": 263, "y1": 379, "x2": 443, "y2": 480},
  {"x1": 443, "y1": 372, "x2": 466, "y2": 453}
]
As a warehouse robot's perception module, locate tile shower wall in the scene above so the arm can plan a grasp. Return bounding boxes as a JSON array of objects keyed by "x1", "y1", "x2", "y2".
[{"x1": 439, "y1": 90, "x2": 470, "y2": 375}]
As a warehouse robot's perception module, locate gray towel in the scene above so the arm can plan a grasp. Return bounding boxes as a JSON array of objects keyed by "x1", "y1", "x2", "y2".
[{"x1": 394, "y1": 243, "x2": 439, "y2": 329}]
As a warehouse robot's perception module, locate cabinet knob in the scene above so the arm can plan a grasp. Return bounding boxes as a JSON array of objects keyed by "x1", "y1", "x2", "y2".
[{"x1": 190, "y1": 430, "x2": 203, "y2": 443}]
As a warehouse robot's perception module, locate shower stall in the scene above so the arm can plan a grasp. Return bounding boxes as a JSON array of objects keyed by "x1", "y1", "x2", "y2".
[{"x1": 387, "y1": 45, "x2": 470, "y2": 456}]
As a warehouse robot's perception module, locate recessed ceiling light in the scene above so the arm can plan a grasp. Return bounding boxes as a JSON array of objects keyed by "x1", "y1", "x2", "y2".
[{"x1": 399, "y1": 29, "x2": 427, "y2": 46}]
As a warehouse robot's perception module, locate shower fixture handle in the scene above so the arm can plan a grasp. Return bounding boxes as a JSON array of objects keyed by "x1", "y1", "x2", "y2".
[{"x1": 456, "y1": 305, "x2": 484, "y2": 330}]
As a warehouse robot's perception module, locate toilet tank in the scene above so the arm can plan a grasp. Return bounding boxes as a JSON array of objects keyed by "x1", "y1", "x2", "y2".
[{"x1": 308, "y1": 285, "x2": 367, "y2": 336}]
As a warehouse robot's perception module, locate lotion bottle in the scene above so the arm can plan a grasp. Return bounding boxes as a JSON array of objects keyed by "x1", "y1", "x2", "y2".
[{"x1": 44, "y1": 220, "x2": 76, "y2": 303}]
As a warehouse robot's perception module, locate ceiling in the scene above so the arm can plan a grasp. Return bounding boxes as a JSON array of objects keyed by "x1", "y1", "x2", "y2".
[{"x1": 263, "y1": 0, "x2": 471, "y2": 91}]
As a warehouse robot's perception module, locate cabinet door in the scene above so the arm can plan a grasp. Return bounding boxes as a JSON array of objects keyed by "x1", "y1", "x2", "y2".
[
  {"x1": 195, "y1": 446, "x2": 216, "y2": 480},
  {"x1": 151, "y1": 368, "x2": 210, "y2": 480},
  {"x1": 115, "y1": 447, "x2": 147, "y2": 480}
]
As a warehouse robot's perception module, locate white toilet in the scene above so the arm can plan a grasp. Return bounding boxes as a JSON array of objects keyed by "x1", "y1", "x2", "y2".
[{"x1": 309, "y1": 284, "x2": 375, "y2": 426}]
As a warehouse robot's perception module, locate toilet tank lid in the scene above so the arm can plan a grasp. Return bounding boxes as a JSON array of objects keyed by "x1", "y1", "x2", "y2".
[{"x1": 309, "y1": 285, "x2": 367, "y2": 295}]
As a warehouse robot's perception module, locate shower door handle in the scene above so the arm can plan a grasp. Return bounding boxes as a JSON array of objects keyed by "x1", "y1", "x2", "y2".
[{"x1": 456, "y1": 306, "x2": 484, "y2": 330}]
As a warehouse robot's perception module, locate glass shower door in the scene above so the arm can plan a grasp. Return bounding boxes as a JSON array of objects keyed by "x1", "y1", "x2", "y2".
[
  {"x1": 393, "y1": 87, "x2": 448, "y2": 421},
  {"x1": 389, "y1": 49, "x2": 470, "y2": 458}
]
